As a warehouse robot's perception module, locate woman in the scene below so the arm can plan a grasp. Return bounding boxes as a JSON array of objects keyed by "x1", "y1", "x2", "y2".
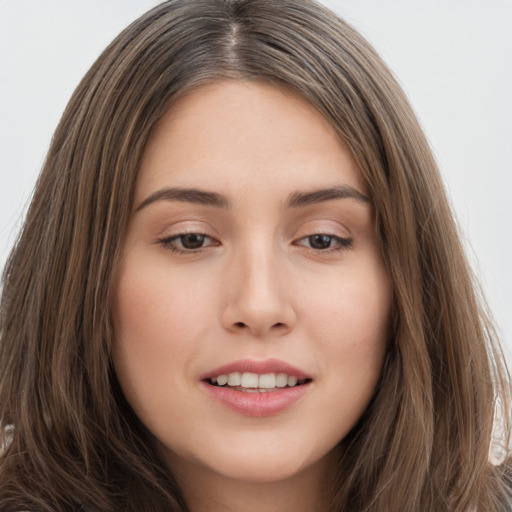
[{"x1": 0, "y1": 0, "x2": 510, "y2": 510}]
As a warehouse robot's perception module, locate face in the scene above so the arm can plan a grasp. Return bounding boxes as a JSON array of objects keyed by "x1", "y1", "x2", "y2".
[{"x1": 112, "y1": 81, "x2": 391, "y2": 486}]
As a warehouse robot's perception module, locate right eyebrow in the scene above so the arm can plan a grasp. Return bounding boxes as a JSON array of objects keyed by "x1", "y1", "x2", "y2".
[{"x1": 135, "y1": 187, "x2": 231, "y2": 212}]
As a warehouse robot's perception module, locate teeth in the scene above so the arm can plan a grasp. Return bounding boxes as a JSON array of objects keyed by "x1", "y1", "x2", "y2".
[
  {"x1": 276, "y1": 373, "x2": 288, "y2": 387},
  {"x1": 258, "y1": 373, "x2": 276, "y2": 388},
  {"x1": 227, "y1": 372, "x2": 241, "y2": 386},
  {"x1": 240, "y1": 372, "x2": 259, "y2": 388},
  {"x1": 287, "y1": 376, "x2": 298, "y2": 387},
  {"x1": 217, "y1": 374, "x2": 228, "y2": 386},
  {"x1": 210, "y1": 371, "x2": 307, "y2": 389}
]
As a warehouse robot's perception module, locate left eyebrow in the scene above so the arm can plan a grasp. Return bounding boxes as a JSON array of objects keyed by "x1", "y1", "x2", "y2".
[{"x1": 286, "y1": 186, "x2": 370, "y2": 208}]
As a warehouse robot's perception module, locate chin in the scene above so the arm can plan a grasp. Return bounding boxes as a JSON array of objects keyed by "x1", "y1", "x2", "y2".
[
  {"x1": 170, "y1": 436, "x2": 334, "y2": 486},
  {"x1": 214, "y1": 456, "x2": 310, "y2": 484}
]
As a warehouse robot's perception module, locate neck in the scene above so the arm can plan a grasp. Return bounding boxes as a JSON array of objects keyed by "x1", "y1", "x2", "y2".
[{"x1": 167, "y1": 452, "x2": 337, "y2": 512}]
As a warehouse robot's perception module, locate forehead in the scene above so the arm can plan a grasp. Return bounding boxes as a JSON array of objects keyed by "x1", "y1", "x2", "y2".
[{"x1": 136, "y1": 80, "x2": 365, "y2": 202}]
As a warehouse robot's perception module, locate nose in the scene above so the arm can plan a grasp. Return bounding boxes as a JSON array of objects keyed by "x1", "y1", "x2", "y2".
[{"x1": 221, "y1": 244, "x2": 297, "y2": 337}]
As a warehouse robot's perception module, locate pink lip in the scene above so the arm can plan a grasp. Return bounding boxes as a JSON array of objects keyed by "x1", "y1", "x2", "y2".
[
  {"x1": 200, "y1": 358, "x2": 311, "y2": 380},
  {"x1": 199, "y1": 358, "x2": 312, "y2": 417},
  {"x1": 201, "y1": 382, "x2": 310, "y2": 417}
]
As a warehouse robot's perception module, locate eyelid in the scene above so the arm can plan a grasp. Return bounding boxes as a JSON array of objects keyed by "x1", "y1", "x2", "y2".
[
  {"x1": 152, "y1": 216, "x2": 224, "y2": 243},
  {"x1": 152, "y1": 220, "x2": 222, "y2": 253},
  {"x1": 292, "y1": 219, "x2": 351, "y2": 238},
  {"x1": 294, "y1": 234, "x2": 353, "y2": 252},
  {"x1": 290, "y1": 219, "x2": 354, "y2": 253},
  {"x1": 155, "y1": 232, "x2": 220, "y2": 254}
]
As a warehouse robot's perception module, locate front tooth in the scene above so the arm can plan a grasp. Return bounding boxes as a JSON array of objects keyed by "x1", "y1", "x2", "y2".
[
  {"x1": 259, "y1": 373, "x2": 276, "y2": 388},
  {"x1": 240, "y1": 372, "x2": 259, "y2": 388},
  {"x1": 227, "y1": 372, "x2": 241, "y2": 386},
  {"x1": 217, "y1": 374, "x2": 228, "y2": 386},
  {"x1": 276, "y1": 373, "x2": 288, "y2": 387},
  {"x1": 287, "y1": 376, "x2": 298, "y2": 387}
]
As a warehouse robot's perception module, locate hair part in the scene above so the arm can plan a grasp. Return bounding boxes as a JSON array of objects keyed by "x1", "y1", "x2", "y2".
[{"x1": 1, "y1": 1, "x2": 510, "y2": 510}]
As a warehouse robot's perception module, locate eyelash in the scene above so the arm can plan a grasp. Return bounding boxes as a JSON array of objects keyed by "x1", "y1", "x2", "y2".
[
  {"x1": 157, "y1": 233, "x2": 217, "y2": 254},
  {"x1": 156, "y1": 233, "x2": 353, "y2": 254},
  {"x1": 295, "y1": 234, "x2": 353, "y2": 252}
]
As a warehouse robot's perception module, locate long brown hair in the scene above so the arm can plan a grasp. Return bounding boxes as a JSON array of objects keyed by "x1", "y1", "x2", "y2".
[{"x1": 1, "y1": 1, "x2": 510, "y2": 510}]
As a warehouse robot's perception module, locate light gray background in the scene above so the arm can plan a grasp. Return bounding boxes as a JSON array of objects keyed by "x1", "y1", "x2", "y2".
[{"x1": 1, "y1": 1, "x2": 511, "y2": 353}]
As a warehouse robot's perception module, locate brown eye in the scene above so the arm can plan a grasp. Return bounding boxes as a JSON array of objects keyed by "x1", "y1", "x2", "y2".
[
  {"x1": 180, "y1": 233, "x2": 207, "y2": 249},
  {"x1": 295, "y1": 234, "x2": 353, "y2": 252},
  {"x1": 309, "y1": 234, "x2": 334, "y2": 250},
  {"x1": 157, "y1": 233, "x2": 218, "y2": 253}
]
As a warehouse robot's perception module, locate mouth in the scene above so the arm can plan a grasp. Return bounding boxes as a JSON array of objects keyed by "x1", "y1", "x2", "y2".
[
  {"x1": 200, "y1": 359, "x2": 313, "y2": 416},
  {"x1": 205, "y1": 372, "x2": 312, "y2": 392}
]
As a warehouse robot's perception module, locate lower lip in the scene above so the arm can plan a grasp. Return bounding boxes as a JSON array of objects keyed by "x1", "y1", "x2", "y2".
[{"x1": 201, "y1": 381, "x2": 310, "y2": 417}]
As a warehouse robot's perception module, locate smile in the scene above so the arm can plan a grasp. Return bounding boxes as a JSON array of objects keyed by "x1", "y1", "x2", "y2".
[
  {"x1": 201, "y1": 359, "x2": 313, "y2": 416},
  {"x1": 208, "y1": 372, "x2": 310, "y2": 391}
]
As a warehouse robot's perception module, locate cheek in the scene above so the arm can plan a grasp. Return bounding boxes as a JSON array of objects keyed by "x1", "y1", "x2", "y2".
[
  {"x1": 282, "y1": 263, "x2": 390, "y2": 456},
  {"x1": 110, "y1": 256, "x2": 218, "y2": 406},
  {"x1": 305, "y1": 259, "x2": 390, "y2": 342},
  {"x1": 112, "y1": 257, "x2": 215, "y2": 350},
  {"x1": 301, "y1": 257, "x2": 391, "y2": 392}
]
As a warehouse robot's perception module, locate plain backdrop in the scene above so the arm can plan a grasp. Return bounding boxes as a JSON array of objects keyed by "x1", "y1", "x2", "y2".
[{"x1": 1, "y1": 0, "x2": 511, "y2": 353}]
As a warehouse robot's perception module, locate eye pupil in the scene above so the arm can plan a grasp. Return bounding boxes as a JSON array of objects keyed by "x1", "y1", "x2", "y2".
[
  {"x1": 181, "y1": 234, "x2": 205, "y2": 249},
  {"x1": 309, "y1": 234, "x2": 332, "y2": 249}
]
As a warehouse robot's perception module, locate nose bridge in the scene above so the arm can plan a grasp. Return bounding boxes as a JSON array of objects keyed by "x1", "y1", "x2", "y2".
[
  {"x1": 242, "y1": 242, "x2": 280, "y2": 305},
  {"x1": 222, "y1": 234, "x2": 295, "y2": 336}
]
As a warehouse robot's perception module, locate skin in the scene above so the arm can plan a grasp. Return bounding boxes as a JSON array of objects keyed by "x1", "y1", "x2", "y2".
[{"x1": 112, "y1": 81, "x2": 391, "y2": 512}]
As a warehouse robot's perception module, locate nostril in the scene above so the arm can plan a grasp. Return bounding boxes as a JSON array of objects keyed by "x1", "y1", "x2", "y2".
[{"x1": 230, "y1": 320, "x2": 290, "y2": 334}]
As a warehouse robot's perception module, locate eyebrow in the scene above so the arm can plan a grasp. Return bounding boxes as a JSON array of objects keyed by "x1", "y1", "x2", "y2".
[
  {"x1": 135, "y1": 187, "x2": 231, "y2": 211},
  {"x1": 286, "y1": 186, "x2": 370, "y2": 207},
  {"x1": 135, "y1": 184, "x2": 370, "y2": 212}
]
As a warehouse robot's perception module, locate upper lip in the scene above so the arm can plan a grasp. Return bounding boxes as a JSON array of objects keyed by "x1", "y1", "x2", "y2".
[{"x1": 200, "y1": 358, "x2": 312, "y2": 380}]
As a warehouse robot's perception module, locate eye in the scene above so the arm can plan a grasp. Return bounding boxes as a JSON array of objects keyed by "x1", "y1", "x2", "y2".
[
  {"x1": 296, "y1": 234, "x2": 353, "y2": 251},
  {"x1": 157, "y1": 233, "x2": 218, "y2": 253}
]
